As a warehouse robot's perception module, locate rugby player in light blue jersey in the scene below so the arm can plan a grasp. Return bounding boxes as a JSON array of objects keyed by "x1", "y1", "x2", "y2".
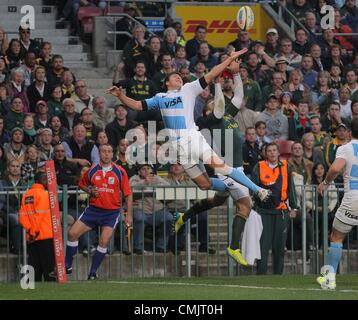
[
  {"x1": 106, "y1": 49, "x2": 270, "y2": 202},
  {"x1": 317, "y1": 118, "x2": 358, "y2": 290}
]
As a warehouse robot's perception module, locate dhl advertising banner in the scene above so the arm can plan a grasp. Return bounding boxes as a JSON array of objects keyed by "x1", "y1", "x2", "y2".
[{"x1": 174, "y1": 4, "x2": 274, "y2": 48}]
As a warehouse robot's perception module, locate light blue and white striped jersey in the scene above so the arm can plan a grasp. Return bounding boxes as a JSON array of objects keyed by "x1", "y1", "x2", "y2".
[
  {"x1": 336, "y1": 139, "x2": 358, "y2": 194},
  {"x1": 143, "y1": 79, "x2": 205, "y2": 137}
]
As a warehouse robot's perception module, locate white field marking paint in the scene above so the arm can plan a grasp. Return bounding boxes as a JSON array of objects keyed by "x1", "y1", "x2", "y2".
[{"x1": 107, "y1": 281, "x2": 358, "y2": 294}]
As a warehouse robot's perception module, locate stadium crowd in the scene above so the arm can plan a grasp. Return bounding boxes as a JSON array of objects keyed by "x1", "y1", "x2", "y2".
[{"x1": 0, "y1": 0, "x2": 357, "y2": 268}]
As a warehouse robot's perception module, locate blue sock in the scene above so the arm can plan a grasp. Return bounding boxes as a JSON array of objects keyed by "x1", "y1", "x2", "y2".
[
  {"x1": 210, "y1": 178, "x2": 227, "y2": 192},
  {"x1": 65, "y1": 240, "x2": 78, "y2": 269},
  {"x1": 327, "y1": 242, "x2": 343, "y2": 273},
  {"x1": 89, "y1": 246, "x2": 107, "y2": 276},
  {"x1": 228, "y1": 167, "x2": 260, "y2": 192}
]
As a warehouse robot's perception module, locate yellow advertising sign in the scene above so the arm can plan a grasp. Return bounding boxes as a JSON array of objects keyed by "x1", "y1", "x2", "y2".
[{"x1": 175, "y1": 4, "x2": 275, "y2": 48}]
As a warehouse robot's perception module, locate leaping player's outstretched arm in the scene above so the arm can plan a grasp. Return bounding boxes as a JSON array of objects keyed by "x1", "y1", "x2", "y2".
[
  {"x1": 204, "y1": 48, "x2": 248, "y2": 85},
  {"x1": 105, "y1": 86, "x2": 143, "y2": 111}
]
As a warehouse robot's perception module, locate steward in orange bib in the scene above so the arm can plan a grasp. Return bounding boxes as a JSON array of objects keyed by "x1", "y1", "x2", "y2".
[
  {"x1": 251, "y1": 142, "x2": 299, "y2": 275},
  {"x1": 19, "y1": 172, "x2": 55, "y2": 282}
]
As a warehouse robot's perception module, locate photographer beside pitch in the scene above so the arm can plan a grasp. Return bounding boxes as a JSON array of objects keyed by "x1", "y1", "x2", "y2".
[{"x1": 65, "y1": 144, "x2": 133, "y2": 280}]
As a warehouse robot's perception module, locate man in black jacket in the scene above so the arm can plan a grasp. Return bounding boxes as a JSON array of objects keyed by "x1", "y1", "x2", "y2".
[
  {"x1": 27, "y1": 66, "x2": 51, "y2": 113},
  {"x1": 18, "y1": 26, "x2": 40, "y2": 57},
  {"x1": 105, "y1": 104, "x2": 137, "y2": 152}
]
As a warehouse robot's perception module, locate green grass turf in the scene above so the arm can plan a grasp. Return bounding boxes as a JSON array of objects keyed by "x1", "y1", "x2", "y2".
[{"x1": 1, "y1": 275, "x2": 358, "y2": 300}]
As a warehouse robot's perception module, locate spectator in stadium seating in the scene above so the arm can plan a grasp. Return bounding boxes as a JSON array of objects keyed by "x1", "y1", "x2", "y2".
[
  {"x1": 310, "y1": 44, "x2": 325, "y2": 72},
  {"x1": 92, "y1": 96, "x2": 114, "y2": 130},
  {"x1": 27, "y1": 66, "x2": 51, "y2": 113},
  {"x1": 288, "y1": 100, "x2": 311, "y2": 141},
  {"x1": 115, "y1": 2, "x2": 146, "y2": 50},
  {"x1": 319, "y1": 29, "x2": 340, "y2": 61},
  {"x1": 162, "y1": 27, "x2": 179, "y2": 57},
  {"x1": 117, "y1": 62, "x2": 160, "y2": 123},
  {"x1": 193, "y1": 86, "x2": 211, "y2": 122},
  {"x1": 324, "y1": 123, "x2": 349, "y2": 168},
  {"x1": 0, "y1": 146, "x2": 7, "y2": 180},
  {"x1": 121, "y1": 24, "x2": 147, "y2": 78},
  {"x1": 21, "y1": 145, "x2": 40, "y2": 185},
  {"x1": 34, "y1": 100, "x2": 50, "y2": 131},
  {"x1": 242, "y1": 127, "x2": 261, "y2": 177},
  {"x1": 0, "y1": 56, "x2": 9, "y2": 85},
  {"x1": 46, "y1": 55, "x2": 69, "y2": 88},
  {"x1": 189, "y1": 41, "x2": 218, "y2": 73},
  {"x1": 61, "y1": 70, "x2": 76, "y2": 100},
  {"x1": 301, "y1": 54, "x2": 317, "y2": 89},
  {"x1": 19, "y1": 52, "x2": 38, "y2": 88},
  {"x1": 275, "y1": 38, "x2": 302, "y2": 72},
  {"x1": 0, "y1": 116, "x2": 10, "y2": 145},
  {"x1": 304, "y1": 12, "x2": 321, "y2": 43},
  {"x1": 344, "y1": 69, "x2": 358, "y2": 99},
  {"x1": 0, "y1": 84, "x2": 11, "y2": 116},
  {"x1": 47, "y1": 85, "x2": 64, "y2": 117},
  {"x1": 330, "y1": 64, "x2": 344, "y2": 91},
  {"x1": 340, "y1": 0, "x2": 358, "y2": 32},
  {"x1": 185, "y1": 25, "x2": 214, "y2": 60},
  {"x1": 275, "y1": 56, "x2": 290, "y2": 84},
  {"x1": 143, "y1": 35, "x2": 162, "y2": 78},
  {"x1": 49, "y1": 116, "x2": 70, "y2": 146},
  {"x1": 105, "y1": 104, "x2": 138, "y2": 152},
  {"x1": 338, "y1": 86, "x2": 352, "y2": 119},
  {"x1": 283, "y1": 68, "x2": 312, "y2": 106},
  {"x1": 115, "y1": 138, "x2": 137, "y2": 178},
  {"x1": 173, "y1": 45, "x2": 189, "y2": 72},
  {"x1": 228, "y1": 30, "x2": 253, "y2": 52},
  {"x1": 59, "y1": 98, "x2": 81, "y2": 131},
  {"x1": 0, "y1": 159, "x2": 26, "y2": 254},
  {"x1": 324, "y1": 45, "x2": 348, "y2": 72},
  {"x1": 80, "y1": 107, "x2": 101, "y2": 144},
  {"x1": 62, "y1": 123, "x2": 99, "y2": 167},
  {"x1": 0, "y1": 27, "x2": 9, "y2": 56},
  {"x1": 4, "y1": 39, "x2": 23, "y2": 70},
  {"x1": 74, "y1": 80, "x2": 94, "y2": 113},
  {"x1": 255, "y1": 120, "x2": 270, "y2": 150},
  {"x1": 345, "y1": 52, "x2": 358, "y2": 74},
  {"x1": 152, "y1": 53, "x2": 176, "y2": 90},
  {"x1": 257, "y1": 94, "x2": 289, "y2": 142},
  {"x1": 22, "y1": 115, "x2": 36, "y2": 146},
  {"x1": 95, "y1": 130, "x2": 108, "y2": 147},
  {"x1": 7, "y1": 68, "x2": 29, "y2": 113},
  {"x1": 262, "y1": 71, "x2": 284, "y2": 105},
  {"x1": 179, "y1": 66, "x2": 195, "y2": 84},
  {"x1": 191, "y1": 61, "x2": 206, "y2": 80},
  {"x1": 321, "y1": 102, "x2": 350, "y2": 136},
  {"x1": 131, "y1": 163, "x2": 173, "y2": 253},
  {"x1": 5, "y1": 97, "x2": 25, "y2": 131},
  {"x1": 252, "y1": 142, "x2": 299, "y2": 275},
  {"x1": 293, "y1": 28, "x2": 311, "y2": 56},
  {"x1": 350, "y1": 100, "x2": 358, "y2": 121},
  {"x1": 239, "y1": 63, "x2": 262, "y2": 111},
  {"x1": 4, "y1": 128, "x2": 26, "y2": 164},
  {"x1": 233, "y1": 97, "x2": 259, "y2": 133},
  {"x1": 301, "y1": 132, "x2": 325, "y2": 165},
  {"x1": 247, "y1": 51, "x2": 273, "y2": 88},
  {"x1": 287, "y1": 0, "x2": 312, "y2": 24},
  {"x1": 18, "y1": 26, "x2": 40, "y2": 57},
  {"x1": 288, "y1": 141, "x2": 313, "y2": 184},
  {"x1": 265, "y1": 28, "x2": 280, "y2": 57},
  {"x1": 311, "y1": 70, "x2": 339, "y2": 114},
  {"x1": 279, "y1": 91, "x2": 296, "y2": 119},
  {"x1": 35, "y1": 42, "x2": 52, "y2": 72},
  {"x1": 309, "y1": 115, "x2": 330, "y2": 148},
  {"x1": 172, "y1": 21, "x2": 186, "y2": 47},
  {"x1": 37, "y1": 128, "x2": 54, "y2": 162}
]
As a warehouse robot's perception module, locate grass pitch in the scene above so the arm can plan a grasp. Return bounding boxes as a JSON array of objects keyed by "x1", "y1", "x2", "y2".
[{"x1": 1, "y1": 275, "x2": 358, "y2": 300}]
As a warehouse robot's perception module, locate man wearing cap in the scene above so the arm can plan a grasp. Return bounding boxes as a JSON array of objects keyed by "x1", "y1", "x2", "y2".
[
  {"x1": 256, "y1": 94, "x2": 289, "y2": 142},
  {"x1": 265, "y1": 28, "x2": 280, "y2": 57},
  {"x1": 4, "y1": 128, "x2": 26, "y2": 164},
  {"x1": 18, "y1": 26, "x2": 40, "y2": 57},
  {"x1": 324, "y1": 123, "x2": 350, "y2": 168},
  {"x1": 34, "y1": 100, "x2": 50, "y2": 131},
  {"x1": 27, "y1": 66, "x2": 51, "y2": 113},
  {"x1": 130, "y1": 163, "x2": 172, "y2": 253},
  {"x1": 275, "y1": 56, "x2": 289, "y2": 83},
  {"x1": 239, "y1": 63, "x2": 263, "y2": 111}
]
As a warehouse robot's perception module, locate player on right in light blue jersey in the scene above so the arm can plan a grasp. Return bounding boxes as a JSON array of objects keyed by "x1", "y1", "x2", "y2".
[
  {"x1": 106, "y1": 49, "x2": 270, "y2": 202},
  {"x1": 317, "y1": 118, "x2": 358, "y2": 290}
]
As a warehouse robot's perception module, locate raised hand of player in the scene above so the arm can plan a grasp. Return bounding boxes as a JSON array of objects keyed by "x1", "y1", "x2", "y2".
[
  {"x1": 230, "y1": 48, "x2": 248, "y2": 61},
  {"x1": 106, "y1": 86, "x2": 124, "y2": 98}
]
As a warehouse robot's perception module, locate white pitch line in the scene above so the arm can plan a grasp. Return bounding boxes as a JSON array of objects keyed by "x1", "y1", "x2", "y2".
[{"x1": 107, "y1": 280, "x2": 358, "y2": 294}]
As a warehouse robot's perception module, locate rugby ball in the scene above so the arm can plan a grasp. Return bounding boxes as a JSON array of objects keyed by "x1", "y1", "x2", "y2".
[{"x1": 237, "y1": 6, "x2": 254, "y2": 31}]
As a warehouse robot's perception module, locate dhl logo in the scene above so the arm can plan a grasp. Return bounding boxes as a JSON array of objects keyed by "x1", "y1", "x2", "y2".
[{"x1": 185, "y1": 20, "x2": 257, "y2": 34}]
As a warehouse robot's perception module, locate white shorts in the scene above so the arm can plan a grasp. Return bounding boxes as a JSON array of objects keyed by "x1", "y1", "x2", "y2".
[
  {"x1": 216, "y1": 173, "x2": 250, "y2": 201},
  {"x1": 177, "y1": 131, "x2": 221, "y2": 179}
]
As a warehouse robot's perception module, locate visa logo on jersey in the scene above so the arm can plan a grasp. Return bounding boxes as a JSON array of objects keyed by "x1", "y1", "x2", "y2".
[{"x1": 164, "y1": 97, "x2": 183, "y2": 109}]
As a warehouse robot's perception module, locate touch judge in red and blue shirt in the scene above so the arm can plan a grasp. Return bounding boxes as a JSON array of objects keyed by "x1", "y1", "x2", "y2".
[{"x1": 65, "y1": 144, "x2": 133, "y2": 280}]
